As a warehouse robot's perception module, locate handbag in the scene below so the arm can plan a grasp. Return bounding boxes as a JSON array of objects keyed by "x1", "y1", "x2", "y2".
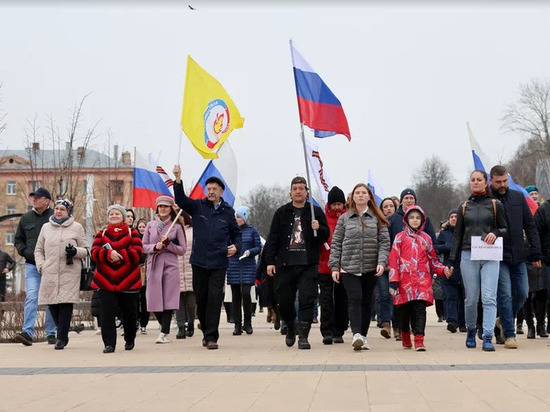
[{"x1": 80, "y1": 249, "x2": 95, "y2": 291}]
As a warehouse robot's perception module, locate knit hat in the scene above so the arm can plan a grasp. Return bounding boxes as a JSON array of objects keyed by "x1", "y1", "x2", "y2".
[
  {"x1": 400, "y1": 188, "x2": 417, "y2": 203},
  {"x1": 107, "y1": 204, "x2": 127, "y2": 220},
  {"x1": 525, "y1": 185, "x2": 538, "y2": 194},
  {"x1": 205, "y1": 176, "x2": 225, "y2": 190},
  {"x1": 55, "y1": 198, "x2": 74, "y2": 216},
  {"x1": 156, "y1": 195, "x2": 175, "y2": 207},
  {"x1": 448, "y1": 208, "x2": 458, "y2": 218},
  {"x1": 29, "y1": 187, "x2": 52, "y2": 200},
  {"x1": 235, "y1": 206, "x2": 250, "y2": 222},
  {"x1": 327, "y1": 186, "x2": 346, "y2": 205}
]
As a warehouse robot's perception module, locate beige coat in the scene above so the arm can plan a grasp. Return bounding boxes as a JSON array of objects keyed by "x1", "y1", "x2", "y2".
[
  {"x1": 35, "y1": 216, "x2": 89, "y2": 305},
  {"x1": 179, "y1": 225, "x2": 193, "y2": 292}
]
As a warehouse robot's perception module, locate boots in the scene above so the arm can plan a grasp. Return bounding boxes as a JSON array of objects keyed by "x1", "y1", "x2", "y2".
[
  {"x1": 273, "y1": 311, "x2": 281, "y2": 331},
  {"x1": 466, "y1": 328, "x2": 476, "y2": 348},
  {"x1": 176, "y1": 323, "x2": 186, "y2": 339},
  {"x1": 537, "y1": 324, "x2": 549, "y2": 338},
  {"x1": 285, "y1": 320, "x2": 296, "y2": 347},
  {"x1": 527, "y1": 324, "x2": 536, "y2": 339},
  {"x1": 297, "y1": 321, "x2": 311, "y2": 350},
  {"x1": 251, "y1": 302, "x2": 257, "y2": 317},
  {"x1": 186, "y1": 322, "x2": 194, "y2": 337},
  {"x1": 482, "y1": 336, "x2": 495, "y2": 351},
  {"x1": 233, "y1": 324, "x2": 243, "y2": 335},
  {"x1": 224, "y1": 302, "x2": 234, "y2": 323},
  {"x1": 516, "y1": 322, "x2": 524, "y2": 335},
  {"x1": 401, "y1": 331, "x2": 412, "y2": 349},
  {"x1": 243, "y1": 323, "x2": 253, "y2": 335},
  {"x1": 414, "y1": 334, "x2": 425, "y2": 351},
  {"x1": 380, "y1": 322, "x2": 391, "y2": 339}
]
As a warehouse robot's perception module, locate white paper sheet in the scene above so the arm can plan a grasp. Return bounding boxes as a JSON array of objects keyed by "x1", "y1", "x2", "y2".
[{"x1": 470, "y1": 236, "x2": 503, "y2": 261}]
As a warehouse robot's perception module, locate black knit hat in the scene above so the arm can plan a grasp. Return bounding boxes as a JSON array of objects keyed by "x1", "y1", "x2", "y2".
[
  {"x1": 400, "y1": 188, "x2": 417, "y2": 203},
  {"x1": 327, "y1": 186, "x2": 346, "y2": 205},
  {"x1": 448, "y1": 208, "x2": 458, "y2": 218}
]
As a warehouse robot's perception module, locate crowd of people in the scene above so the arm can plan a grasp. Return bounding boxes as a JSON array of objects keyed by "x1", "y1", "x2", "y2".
[{"x1": 7, "y1": 163, "x2": 550, "y2": 354}]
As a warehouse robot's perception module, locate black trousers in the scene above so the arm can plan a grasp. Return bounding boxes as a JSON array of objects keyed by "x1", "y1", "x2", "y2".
[
  {"x1": 49, "y1": 303, "x2": 73, "y2": 343},
  {"x1": 442, "y1": 278, "x2": 465, "y2": 327},
  {"x1": 0, "y1": 274, "x2": 6, "y2": 302},
  {"x1": 318, "y1": 273, "x2": 348, "y2": 338},
  {"x1": 98, "y1": 290, "x2": 138, "y2": 349},
  {"x1": 155, "y1": 310, "x2": 173, "y2": 334},
  {"x1": 192, "y1": 265, "x2": 226, "y2": 343},
  {"x1": 523, "y1": 290, "x2": 548, "y2": 327},
  {"x1": 341, "y1": 272, "x2": 377, "y2": 336},
  {"x1": 231, "y1": 284, "x2": 252, "y2": 327},
  {"x1": 398, "y1": 300, "x2": 427, "y2": 336},
  {"x1": 435, "y1": 300, "x2": 444, "y2": 319},
  {"x1": 176, "y1": 291, "x2": 196, "y2": 327},
  {"x1": 138, "y1": 286, "x2": 149, "y2": 328},
  {"x1": 276, "y1": 264, "x2": 318, "y2": 324}
]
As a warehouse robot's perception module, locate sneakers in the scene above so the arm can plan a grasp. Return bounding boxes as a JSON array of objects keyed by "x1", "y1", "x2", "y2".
[
  {"x1": 322, "y1": 335, "x2": 333, "y2": 345},
  {"x1": 14, "y1": 332, "x2": 33, "y2": 346},
  {"x1": 155, "y1": 333, "x2": 170, "y2": 344},
  {"x1": 446, "y1": 323, "x2": 458, "y2": 333},
  {"x1": 482, "y1": 336, "x2": 495, "y2": 352},
  {"x1": 140, "y1": 327, "x2": 147, "y2": 335},
  {"x1": 504, "y1": 337, "x2": 518, "y2": 349},
  {"x1": 47, "y1": 335, "x2": 56, "y2": 344},
  {"x1": 414, "y1": 334, "x2": 426, "y2": 351},
  {"x1": 124, "y1": 341, "x2": 135, "y2": 351},
  {"x1": 466, "y1": 328, "x2": 476, "y2": 348},
  {"x1": 332, "y1": 336, "x2": 344, "y2": 344},
  {"x1": 361, "y1": 337, "x2": 370, "y2": 350},
  {"x1": 352, "y1": 333, "x2": 364, "y2": 351},
  {"x1": 401, "y1": 331, "x2": 412, "y2": 349},
  {"x1": 380, "y1": 322, "x2": 391, "y2": 339},
  {"x1": 103, "y1": 345, "x2": 115, "y2": 353}
]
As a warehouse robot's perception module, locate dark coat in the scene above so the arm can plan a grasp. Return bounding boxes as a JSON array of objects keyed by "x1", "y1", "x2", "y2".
[
  {"x1": 14, "y1": 207, "x2": 54, "y2": 265},
  {"x1": 491, "y1": 187, "x2": 541, "y2": 264},
  {"x1": 388, "y1": 206, "x2": 436, "y2": 245},
  {"x1": 535, "y1": 200, "x2": 550, "y2": 265},
  {"x1": 434, "y1": 225, "x2": 462, "y2": 284},
  {"x1": 265, "y1": 201, "x2": 329, "y2": 269},
  {"x1": 174, "y1": 182, "x2": 241, "y2": 269},
  {"x1": 449, "y1": 193, "x2": 508, "y2": 265},
  {"x1": 227, "y1": 223, "x2": 262, "y2": 285},
  {"x1": 0, "y1": 250, "x2": 16, "y2": 278}
]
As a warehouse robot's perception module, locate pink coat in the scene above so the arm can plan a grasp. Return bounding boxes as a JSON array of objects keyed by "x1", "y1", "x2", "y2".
[
  {"x1": 179, "y1": 225, "x2": 193, "y2": 292},
  {"x1": 388, "y1": 206, "x2": 445, "y2": 306},
  {"x1": 143, "y1": 218, "x2": 186, "y2": 312}
]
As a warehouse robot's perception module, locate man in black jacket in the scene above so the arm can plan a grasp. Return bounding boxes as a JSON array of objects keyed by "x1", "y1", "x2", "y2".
[
  {"x1": 14, "y1": 187, "x2": 56, "y2": 346},
  {"x1": 266, "y1": 176, "x2": 329, "y2": 349},
  {"x1": 0, "y1": 247, "x2": 16, "y2": 302},
  {"x1": 173, "y1": 165, "x2": 241, "y2": 350},
  {"x1": 490, "y1": 165, "x2": 541, "y2": 349}
]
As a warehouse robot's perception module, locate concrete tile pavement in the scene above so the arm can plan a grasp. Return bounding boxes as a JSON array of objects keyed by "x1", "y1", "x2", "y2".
[{"x1": 1, "y1": 311, "x2": 550, "y2": 411}]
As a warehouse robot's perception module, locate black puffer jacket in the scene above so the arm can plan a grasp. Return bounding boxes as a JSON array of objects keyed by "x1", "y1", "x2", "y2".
[
  {"x1": 491, "y1": 187, "x2": 541, "y2": 264},
  {"x1": 449, "y1": 193, "x2": 508, "y2": 266},
  {"x1": 535, "y1": 200, "x2": 550, "y2": 265},
  {"x1": 14, "y1": 207, "x2": 54, "y2": 264}
]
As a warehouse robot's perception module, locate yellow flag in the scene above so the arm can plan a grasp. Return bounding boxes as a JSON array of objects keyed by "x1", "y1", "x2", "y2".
[{"x1": 180, "y1": 56, "x2": 245, "y2": 159}]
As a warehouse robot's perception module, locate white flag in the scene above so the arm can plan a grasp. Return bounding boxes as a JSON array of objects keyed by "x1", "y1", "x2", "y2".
[{"x1": 305, "y1": 140, "x2": 332, "y2": 205}]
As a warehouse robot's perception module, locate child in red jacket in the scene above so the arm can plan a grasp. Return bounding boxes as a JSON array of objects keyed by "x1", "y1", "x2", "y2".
[{"x1": 388, "y1": 206, "x2": 451, "y2": 351}]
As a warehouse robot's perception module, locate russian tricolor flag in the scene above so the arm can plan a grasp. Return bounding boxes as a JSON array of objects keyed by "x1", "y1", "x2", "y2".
[
  {"x1": 189, "y1": 161, "x2": 236, "y2": 207},
  {"x1": 290, "y1": 40, "x2": 351, "y2": 141},
  {"x1": 133, "y1": 152, "x2": 172, "y2": 209}
]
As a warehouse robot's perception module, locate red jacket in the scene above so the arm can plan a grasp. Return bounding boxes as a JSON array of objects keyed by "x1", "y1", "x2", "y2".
[
  {"x1": 388, "y1": 206, "x2": 445, "y2": 306},
  {"x1": 318, "y1": 203, "x2": 347, "y2": 275},
  {"x1": 91, "y1": 223, "x2": 143, "y2": 292}
]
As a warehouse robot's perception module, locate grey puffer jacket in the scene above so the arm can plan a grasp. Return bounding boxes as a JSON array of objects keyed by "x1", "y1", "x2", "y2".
[{"x1": 328, "y1": 209, "x2": 390, "y2": 275}]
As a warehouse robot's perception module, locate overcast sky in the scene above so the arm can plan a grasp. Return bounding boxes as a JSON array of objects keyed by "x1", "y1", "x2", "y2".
[{"x1": 1, "y1": 2, "x2": 549, "y2": 205}]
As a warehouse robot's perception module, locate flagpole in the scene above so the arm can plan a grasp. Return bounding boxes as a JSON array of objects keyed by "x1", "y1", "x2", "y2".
[
  {"x1": 177, "y1": 129, "x2": 183, "y2": 164},
  {"x1": 300, "y1": 123, "x2": 317, "y2": 237}
]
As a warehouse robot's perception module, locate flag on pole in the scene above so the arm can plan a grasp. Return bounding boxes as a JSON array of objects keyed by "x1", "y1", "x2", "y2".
[
  {"x1": 305, "y1": 140, "x2": 332, "y2": 205},
  {"x1": 133, "y1": 151, "x2": 172, "y2": 209},
  {"x1": 290, "y1": 40, "x2": 351, "y2": 141},
  {"x1": 189, "y1": 142, "x2": 238, "y2": 207},
  {"x1": 467, "y1": 122, "x2": 538, "y2": 215},
  {"x1": 367, "y1": 170, "x2": 384, "y2": 206},
  {"x1": 156, "y1": 166, "x2": 174, "y2": 196},
  {"x1": 181, "y1": 56, "x2": 245, "y2": 159}
]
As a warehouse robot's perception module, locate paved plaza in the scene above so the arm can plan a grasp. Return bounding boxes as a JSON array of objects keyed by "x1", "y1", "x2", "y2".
[{"x1": 1, "y1": 310, "x2": 550, "y2": 411}]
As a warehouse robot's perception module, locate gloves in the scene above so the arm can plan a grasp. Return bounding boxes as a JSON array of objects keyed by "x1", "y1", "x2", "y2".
[{"x1": 65, "y1": 243, "x2": 77, "y2": 265}]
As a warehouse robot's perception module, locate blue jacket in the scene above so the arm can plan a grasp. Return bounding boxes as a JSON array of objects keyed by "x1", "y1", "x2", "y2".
[
  {"x1": 174, "y1": 182, "x2": 241, "y2": 269},
  {"x1": 227, "y1": 223, "x2": 262, "y2": 285},
  {"x1": 388, "y1": 206, "x2": 436, "y2": 245}
]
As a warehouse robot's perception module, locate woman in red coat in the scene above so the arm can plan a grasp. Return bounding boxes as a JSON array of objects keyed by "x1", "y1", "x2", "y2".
[{"x1": 91, "y1": 204, "x2": 143, "y2": 354}]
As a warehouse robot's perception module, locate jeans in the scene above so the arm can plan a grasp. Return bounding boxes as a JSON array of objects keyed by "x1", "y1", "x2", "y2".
[
  {"x1": 460, "y1": 251, "x2": 499, "y2": 338},
  {"x1": 497, "y1": 262, "x2": 529, "y2": 339},
  {"x1": 23, "y1": 263, "x2": 56, "y2": 338},
  {"x1": 442, "y1": 277, "x2": 465, "y2": 327},
  {"x1": 341, "y1": 272, "x2": 377, "y2": 336}
]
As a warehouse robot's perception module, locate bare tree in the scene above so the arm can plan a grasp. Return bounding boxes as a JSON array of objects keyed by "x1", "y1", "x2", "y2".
[
  {"x1": 0, "y1": 83, "x2": 6, "y2": 136},
  {"x1": 241, "y1": 184, "x2": 289, "y2": 238},
  {"x1": 413, "y1": 155, "x2": 462, "y2": 228}
]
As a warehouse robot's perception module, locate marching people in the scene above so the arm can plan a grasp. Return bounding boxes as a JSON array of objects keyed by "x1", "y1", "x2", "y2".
[
  {"x1": 142, "y1": 195, "x2": 186, "y2": 344},
  {"x1": 449, "y1": 170, "x2": 508, "y2": 351},
  {"x1": 525, "y1": 185, "x2": 541, "y2": 206},
  {"x1": 172, "y1": 164, "x2": 241, "y2": 350},
  {"x1": 318, "y1": 186, "x2": 349, "y2": 345},
  {"x1": 435, "y1": 209, "x2": 466, "y2": 333},
  {"x1": 175, "y1": 210, "x2": 196, "y2": 339},
  {"x1": 490, "y1": 165, "x2": 541, "y2": 349},
  {"x1": 388, "y1": 206, "x2": 450, "y2": 351},
  {"x1": 91, "y1": 204, "x2": 143, "y2": 353},
  {"x1": 265, "y1": 176, "x2": 329, "y2": 350},
  {"x1": 14, "y1": 187, "x2": 57, "y2": 346},
  {"x1": 35, "y1": 199, "x2": 88, "y2": 349},
  {"x1": 227, "y1": 206, "x2": 262, "y2": 336},
  {"x1": 329, "y1": 183, "x2": 390, "y2": 351}
]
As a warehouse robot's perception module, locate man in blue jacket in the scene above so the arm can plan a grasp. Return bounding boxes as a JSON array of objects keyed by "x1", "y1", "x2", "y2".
[
  {"x1": 490, "y1": 165, "x2": 541, "y2": 349},
  {"x1": 173, "y1": 165, "x2": 241, "y2": 350}
]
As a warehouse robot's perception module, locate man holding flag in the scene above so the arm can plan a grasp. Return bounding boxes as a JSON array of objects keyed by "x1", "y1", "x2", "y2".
[{"x1": 172, "y1": 164, "x2": 241, "y2": 350}]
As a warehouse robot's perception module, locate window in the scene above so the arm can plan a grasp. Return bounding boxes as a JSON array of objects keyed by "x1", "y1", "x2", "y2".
[
  {"x1": 82, "y1": 180, "x2": 87, "y2": 195},
  {"x1": 30, "y1": 180, "x2": 41, "y2": 193},
  {"x1": 6, "y1": 231, "x2": 14, "y2": 245},
  {"x1": 6, "y1": 205, "x2": 16, "y2": 215},
  {"x1": 112, "y1": 180, "x2": 123, "y2": 196},
  {"x1": 6, "y1": 181, "x2": 16, "y2": 195}
]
